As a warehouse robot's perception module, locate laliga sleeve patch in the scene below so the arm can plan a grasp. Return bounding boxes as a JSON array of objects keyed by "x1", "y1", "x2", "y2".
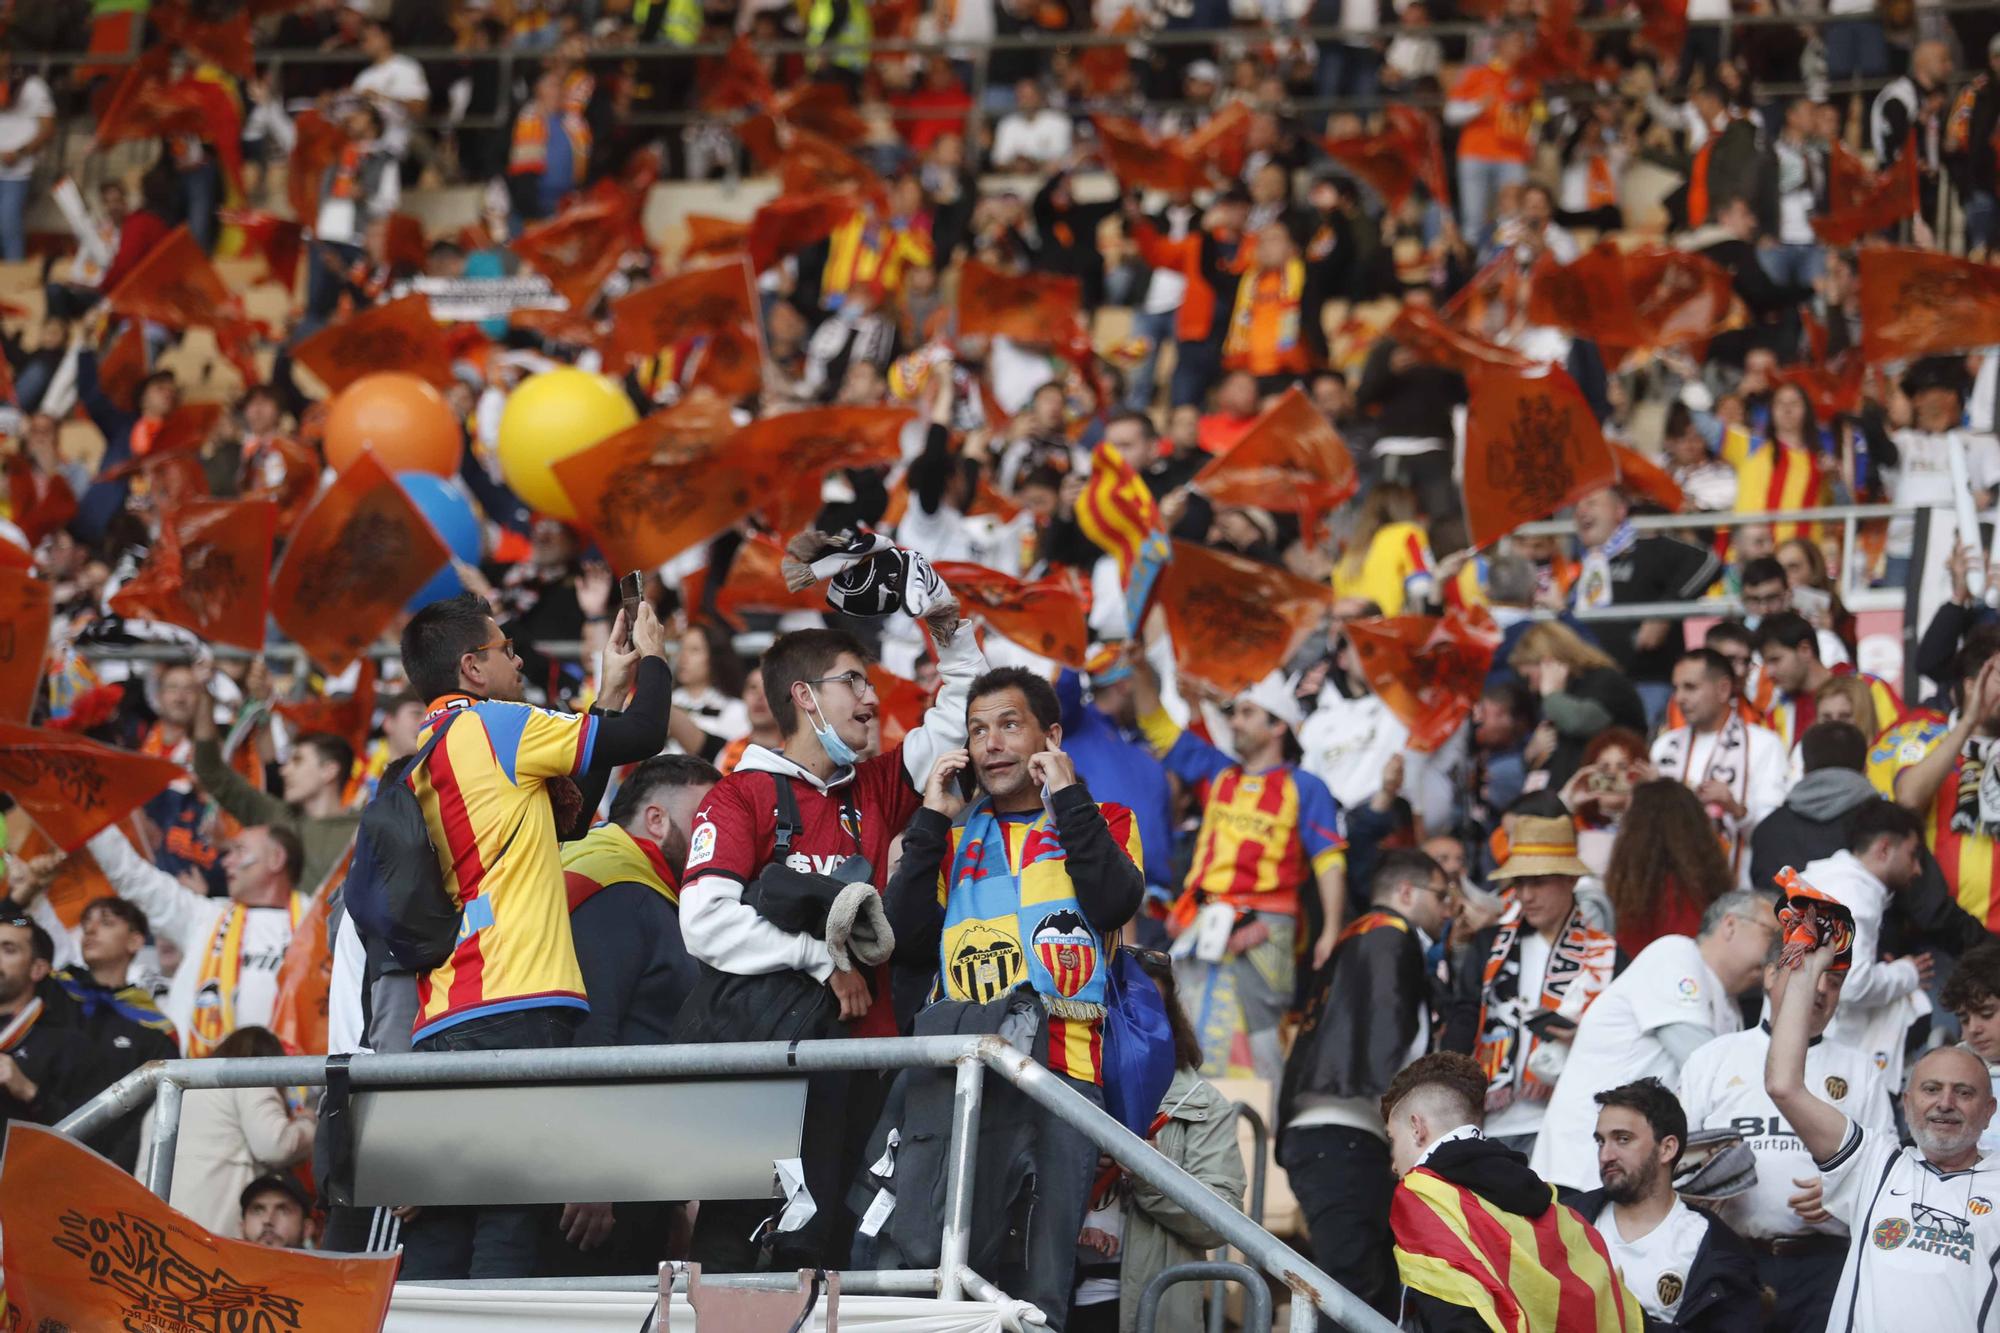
[{"x1": 687, "y1": 820, "x2": 717, "y2": 868}]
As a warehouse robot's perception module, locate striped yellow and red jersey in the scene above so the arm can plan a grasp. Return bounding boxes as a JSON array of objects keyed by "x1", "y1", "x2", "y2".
[
  {"x1": 934, "y1": 805, "x2": 1143, "y2": 1084},
  {"x1": 1332, "y1": 520, "x2": 1435, "y2": 616},
  {"x1": 1723, "y1": 426, "x2": 1831, "y2": 542},
  {"x1": 1765, "y1": 668, "x2": 1905, "y2": 749},
  {"x1": 408, "y1": 694, "x2": 601, "y2": 1042},
  {"x1": 821, "y1": 209, "x2": 934, "y2": 307},
  {"x1": 1142, "y1": 712, "x2": 1347, "y2": 912},
  {"x1": 1872, "y1": 712, "x2": 2000, "y2": 927}
]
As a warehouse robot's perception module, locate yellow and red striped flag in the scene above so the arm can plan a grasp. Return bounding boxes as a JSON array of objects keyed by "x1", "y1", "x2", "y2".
[
  {"x1": 1075, "y1": 440, "x2": 1170, "y2": 635},
  {"x1": 1391, "y1": 1167, "x2": 1647, "y2": 1332}
]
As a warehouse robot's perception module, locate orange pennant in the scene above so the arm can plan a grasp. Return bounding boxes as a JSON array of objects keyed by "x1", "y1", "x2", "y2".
[
  {"x1": 0, "y1": 1124, "x2": 399, "y2": 1329},
  {"x1": 1388, "y1": 305, "x2": 1532, "y2": 375},
  {"x1": 1859, "y1": 248, "x2": 2000, "y2": 364},
  {"x1": 1191, "y1": 386, "x2": 1358, "y2": 521},
  {"x1": 1155, "y1": 541, "x2": 1336, "y2": 696},
  {"x1": 1610, "y1": 442, "x2": 1685, "y2": 513},
  {"x1": 1344, "y1": 607, "x2": 1501, "y2": 752},
  {"x1": 270, "y1": 451, "x2": 450, "y2": 673},
  {"x1": 287, "y1": 108, "x2": 352, "y2": 227},
  {"x1": 1813, "y1": 136, "x2": 1919, "y2": 246},
  {"x1": 0, "y1": 723, "x2": 185, "y2": 853},
  {"x1": 931, "y1": 563, "x2": 1090, "y2": 667},
  {"x1": 108, "y1": 499, "x2": 278, "y2": 651},
  {"x1": 958, "y1": 259, "x2": 1083, "y2": 344},
  {"x1": 293, "y1": 292, "x2": 455, "y2": 392},
  {"x1": 604, "y1": 259, "x2": 759, "y2": 372},
  {"x1": 0, "y1": 567, "x2": 52, "y2": 722},
  {"x1": 268, "y1": 838, "x2": 355, "y2": 1056},
  {"x1": 1461, "y1": 364, "x2": 1618, "y2": 550}
]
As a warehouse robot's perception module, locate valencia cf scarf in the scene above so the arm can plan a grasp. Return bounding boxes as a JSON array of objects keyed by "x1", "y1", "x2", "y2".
[
  {"x1": 1473, "y1": 899, "x2": 1616, "y2": 1101},
  {"x1": 187, "y1": 897, "x2": 304, "y2": 1058},
  {"x1": 941, "y1": 798, "x2": 1107, "y2": 1020}
]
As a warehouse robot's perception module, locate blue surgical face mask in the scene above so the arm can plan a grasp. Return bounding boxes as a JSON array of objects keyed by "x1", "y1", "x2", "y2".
[{"x1": 805, "y1": 683, "x2": 860, "y2": 768}]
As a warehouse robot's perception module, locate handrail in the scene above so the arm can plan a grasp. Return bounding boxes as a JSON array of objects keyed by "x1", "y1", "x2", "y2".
[
  {"x1": 1210, "y1": 1100, "x2": 1273, "y2": 1333},
  {"x1": 54, "y1": 1034, "x2": 1400, "y2": 1333},
  {"x1": 1143, "y1": 1262, "x2": 1272, "y2": 1333}
]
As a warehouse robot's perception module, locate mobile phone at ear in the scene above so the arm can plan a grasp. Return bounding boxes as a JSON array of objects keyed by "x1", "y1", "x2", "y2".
[
  {"x1": 618, "y1": 571, "x2": 645, "y2": 625},
  {"x1": 956, "y1": 762, "x2": 979, "y2": 800}
]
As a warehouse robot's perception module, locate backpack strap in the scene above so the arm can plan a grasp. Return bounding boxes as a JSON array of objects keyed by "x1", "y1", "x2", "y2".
[
  {"x1": 772, "y1": 769, "x2": 801, "y2": 855},
  {"x1": 403, "y1": 711, "x2": 459, "y2": 784}
]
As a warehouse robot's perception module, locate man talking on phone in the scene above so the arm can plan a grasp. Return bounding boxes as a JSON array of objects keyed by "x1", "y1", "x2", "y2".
[{"x1": 882, "y1": 666, "x2": 1144, "y2": 1329}]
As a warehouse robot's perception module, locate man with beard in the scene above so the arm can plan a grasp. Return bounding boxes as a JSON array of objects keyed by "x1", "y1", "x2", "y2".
[
  {"x1": 1767, "y1": 928, "x2": 2000, "y2": 1332},
  {"x1": 238, "y1": 1174, "x2": 312, "y2": 1249},
  {"x1": 1568, "y1": 1079, "x2": 1759, "y2": 1331}
]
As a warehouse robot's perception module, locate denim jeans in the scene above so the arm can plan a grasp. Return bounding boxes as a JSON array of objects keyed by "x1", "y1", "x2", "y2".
[
  {"x1": 298, "y1": 239, "x2": 364, "y2": 339},
  {"x1": 1169, "y1": 336, "x2": 1221, "y2": 409},
  {"x1": 1758, "y1": 241, "x2": 1823, "y2": 290},
  {"x1": 1315, "y1": 43, "x2": 1380, "y2": 102},
  {"x1": 1457, "y1": 156, "x2": 1528, "y2": 235},
  {"x1": 1968, "y1": 192, "x2": 1999, "y2": 254},
  {"x1": 1125, "y1": 307, "x2": 1178, "y2": 411},
  {"x1": 179, "y1": 161, "x2": 220, "y2": 254},
  {"x1": 1822, "y1": 19, "x2": 1889, "y2": 81},
  {"x1": 398, "y1": 1005, "x2": 580, "y2": 1279},
  {"x1": 0, "y1": 177, "x2": 29, "y2": 262}
]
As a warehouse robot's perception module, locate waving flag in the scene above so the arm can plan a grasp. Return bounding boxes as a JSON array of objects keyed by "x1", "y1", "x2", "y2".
[
  {"x1": 1461, "y1": 364, "x2": 1617, "y2": 550},
  {"x1": 1813, "y1": 136, "x2": 1918, "y2": 246},
  {"x1": 1610, "y1": 443, "x2": 1685, "y2": 513},
  {"x1": 221, "y1": 209, "x2": 306, "y2": 289},
  {"x1": 0, "y1": 723, "x2": 185, "y2": 853},
  {"x1": 109, "y1": 499, "x2": 278, "y2": 651},
  {"x1": 604, "y1": 259, "x2": 760, "y2": 373},
  {"x1": 1345, "y1": 608, "x2": 1502, "y2": 752},
  {"x1": 275, "y1": 659, "x2": 379, "y2": 758},
  {"x1": 1156, "y1": 541, "x2": 1335, "y2": 695},
  {"x1": 1388, "y1": 305, "x2": 1532, "y2": 375},
  {"x1": 514, "y1": 177, "x2": 651, "y2": 309},
  {"x1": 957, "y1": 260, "x2": 1084, "y2": 345},
  {"x1": 0, "y1": 568, "x2": 51, "y2": 723},
  {"x1": 287, "y1": 109, "x2": 351, "y2": 225},
  {"x1": 103, "y1": 225, "x2": 240, "y2": 329},
  {"x1": 1090, "y1": 115, "x2": 1211, "y2": 194},
  {"x1": 748, "y1": 192, "x2": 861, "y2": 273},
  {"x1": 293, "y1": 293, "x2": 455, "y2": 392},
  {"x1": 1076, "y1": 441, "x2": 1170, "y2": 635},
  {"x1": 932, "y1": 564, "x2": 1090, "y2": 667},
  {"x1": 685, "y1": 213, "x2": 752, "y2": 263},
  {"x1": 1527, "y1": 243, "x2": 1735, "y2": 366},
  {"x1": 715, "y1": 535, "x2": 830, "y2": 628},
  {"x1": 1319, "y1": 108, "x2": 1450, "y2": 210},
  {"x1": 267, "y1": 839, "x2": 356, "y2": 1056},
  {"x1": 1191, "y1": 386, "x2": 1358, "y2": 523},
  {"x1": 6, "y1": 457, "x2": 78, "y2": 546},
  {"x1": 1859, "y1": 248, "x2": 2000, "y2": 363}
]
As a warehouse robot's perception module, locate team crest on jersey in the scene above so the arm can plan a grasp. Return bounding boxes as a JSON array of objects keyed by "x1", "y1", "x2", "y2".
[
  {"x1": 1655, "y1": 1273, "x2": 1683, "y2": 1307},
  {"x1": 840, "y1": 805, "x2": 864, "y2": 844},
  {"x1": 945, "y1": 921, "x2": 1026, "y2": 1003},
  {"x1": 1872, "y1": 1217, "x2": 1911, "y2": 1250},
  {"x1": 1825, "y1": 1075, "x2": 1848, "y2": 1100},
  {"x1": 1972, "y1": 1197, "x2": 1994, "y2": 1217},
  {"x1": 1031, "y1": 909, "x2": 1098, "y2": 997}
]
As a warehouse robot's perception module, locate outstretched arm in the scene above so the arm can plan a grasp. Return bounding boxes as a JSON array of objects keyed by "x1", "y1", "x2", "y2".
[{"x1": 1763, "y1": 943, "x2": 1850, "y2": 1165}]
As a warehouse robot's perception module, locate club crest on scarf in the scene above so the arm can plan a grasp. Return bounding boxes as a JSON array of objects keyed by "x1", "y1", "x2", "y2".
[
  {"x1": 945, "y1": 919, "x2": 1027, "y2": 1003},
  {"x1": 1032, "y1": 908, "x2": 1098, "y2": 999}
]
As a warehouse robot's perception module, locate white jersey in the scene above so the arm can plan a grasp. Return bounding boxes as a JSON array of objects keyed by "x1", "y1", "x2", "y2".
[
  {"x1": 1649, "y1": 718, "x2": 1791, "y2": 888},
  {"x1": 1820, "y1": 1120, "x2": 2000, "y2": 1332},
  {"x1": 1807, "y1": 851, "x2": 1928, "y2": 1090},
  {"x1": 1678, "y1": 1024, "x2": 1894, "y2": 1239},
  {"x1": 1595, "y1": 1197, "x2": 1712, "y2": 1323},
  {"x1": 1531, "y1": 936, "x2": 1742, "y2": 1191},
  {"x1": 1885, "y1": 427, "x2": 2000, "y2": 558}
]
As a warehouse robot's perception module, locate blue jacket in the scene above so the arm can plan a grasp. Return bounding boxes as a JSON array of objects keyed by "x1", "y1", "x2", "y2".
[{"x1": 1056, "y1": 670, "x2": 1175, "y2": 893}]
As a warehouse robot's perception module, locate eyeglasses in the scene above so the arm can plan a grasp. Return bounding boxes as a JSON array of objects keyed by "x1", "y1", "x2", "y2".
[
  {"x1": 807, "y1": 671, "x2": 877, "y2": 698},
  {"x1": 467, "y1": 636, "x2": 517, "y2": 661}
]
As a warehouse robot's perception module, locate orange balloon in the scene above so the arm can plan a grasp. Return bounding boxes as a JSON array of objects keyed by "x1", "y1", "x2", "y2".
[{"x1": 324, "y1": 373, "x2": 463, "y2": 478}]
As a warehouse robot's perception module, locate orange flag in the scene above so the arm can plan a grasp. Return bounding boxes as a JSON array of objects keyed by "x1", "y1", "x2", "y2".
[
  {"x1": 94, "y1": 51, "x2": 208, "y2": 151},
  {"x1": 1344, "y1": 608, "x2": 1502, "y2": 752},
  {"x1": 220, "y1": 208, "x2": 306, "y2": 289},
  {"x1": 716, "y1": 535, "x2": 829, "y2": 628},
  {"x1": 1182, "y1": 103, "x2": 1253, "y2": 181},
  {"x1": 1192, "y1": 386, "x2": 1358, "y2": 522},
  {"x1": 267, "y1": 839, "x2": 356, "y2": 1056},
  {"x1": 870, "y1": 664, "x2": 933, "y2": 751},
  {"x1": 287, "y1": 108, "x2": 351, "y2": 225},
  {"x1": 1155, "y1": 541, "x2": 1336, "y2": 696},
  {"x1": 1090, "y1": 115, "x2": 1209, "y2": 194},
  {"x1": 746, "y1": 406, "x2": 918, "y2": 535},
  {"x1": 1515, "y1": 0, "x2": 1608, "y2": 84},
  {"x1": 275, "y1": 659, "x2": 379, "y2": 756},
  {"x1": 1610, "y1": 442, "x2": 1685, "y2": 513},
  {"x1": 1320, "y1": 108, "x2": 1449, "y2": 210},
  {"x1": 604, "y1": 259, "x2": 760, "y2": 372},
  {"x1": 240, "y1": 436, "x2": 326, "y2": 532},
  {"x1": 98, "y1": 321, "x2": 148, "y2": 411},
  {"x1": 1635, "y1": 0, "x2": 1689, "y2": 58},
  {"x1": 551, "y1": 392, "x2": 750, "y2": 572},
  {"x1": 777, "y1": 128, "x2": 883, "y2": 200},
  {"x1": 747, "y1": 192, "x2": 860, "y2": 273},
  {"x1": 1859, "y1": 248, "x2": 2000, "y2": 364},
  {"x1": 6, "y1": 456, "x2": 79, "y2": 545},
  {"x1": 154, "y1": 0, "x2": 255, "y2": 76},
  {"x1": 102, "y1": 225, "x2": 241, "y2": 330},
  {"x1": 99, "y1": 451, "x2": 212, "y2": 510},
  {"x1": 0, "y1": 723, "x2": 185, "y2": 853},
  {"x1": 1462, "y1": 364, "x2": 1617, "y2": 549},
  {"x1": 1527, "y1": 243, "x2": 1734, "y2": 366},
  {"x1": 109, "y1": 499, "x2": 278, "y2": 652},
  {"x1": 931, "y1": 563, "x2": 1090, "y2": 667},
  {"x1": 685, "y1": 213, "x2": 752, "y2": 263},
  {"x1": 293, "y1": 292, "x2": 455, "y2": 392},
  {"x1": 702, "y1": 35, "x2": 776, "y2": 110},
  {"x1": 1813, "y1": 136, "x2": 1919, "y2": 246},
  {"x1": 513, "y1": 178, "x2": 650, "y2": 308},
  {"x1": 10, "y1": 823, "x2": 137, "y2": 930},
  {"x1": 142, "y1": 402, "x2": 226, "y2": 460},
  {"x1": 270, "y1": 451, "x2": 450, "y2": 673},
  {"x1": 1077, "y1": 10, "x2": 1140, "y2": 93},
  {"x1": 958, "y1": 259, "x2": 1083, "y2": 344},
  {"x1": 0, "y1": 568, "x2": 51, "y2": 723},
  {"x1": 0, "y1": 1124, "x2": 399, "y2": 1329},
  {"x1": 1388, "y1": 305, "x2": 1532, "y2": 375}
]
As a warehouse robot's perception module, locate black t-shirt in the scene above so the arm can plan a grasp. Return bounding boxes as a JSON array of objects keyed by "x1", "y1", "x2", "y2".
[{"x1": 1592, "y1": 535, "x2": 1721, "y2": 682}]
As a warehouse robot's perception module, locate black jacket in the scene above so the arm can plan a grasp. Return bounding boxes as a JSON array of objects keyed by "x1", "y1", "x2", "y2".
[
  {"x1": 0, "y1": 982, "x2": 102, "y2": 1141},
  {"x1": 1567, "y1": 1189, "x2": 1762, "y2": 1333},
  {"x1": 52, "y1": 968, "x2": 178, "y2": 1171},
  {"x1": 1278, "y1": 906, "x2": 1430, "y2": 1145},
  {"x1": 571, "y1": 881, "x2": 697, "y2": 1048}
]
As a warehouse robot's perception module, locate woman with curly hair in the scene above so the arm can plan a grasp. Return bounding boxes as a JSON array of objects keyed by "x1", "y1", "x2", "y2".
[{"x1": 1601, "y1": 780, "x2": 1734, "y2": 958}]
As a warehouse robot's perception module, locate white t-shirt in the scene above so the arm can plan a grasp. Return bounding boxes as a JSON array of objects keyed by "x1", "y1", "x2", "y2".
[
  {"x1": 1809, "y1": 850, "x2": 1928, "y2": 1090},
  {"x1": 991, "y1": 108, "x2": 1072, "y2": 168},
  {"x1": 1298, "y1": 690, "x2": 1454, "y2": 831},
  {"x1": 1819, "y1": 1120, "x2": 2000, "y2": 1333},
  {"x1": 350, "y1": 54, "x2": 430, "y2": 157},
  {"x1": 0, "y1": 76, "x2": 55, "y2": 181},
  {"x1": 1486, "y1": 931, "x2": 1553, "y2": 1142},
  {"x1": 1596, "y1": 1197, "x2": 1712, "y2": 1323},
  {"x1": 1678, "y1": 1024, "x2": 1893, "y2": 1240},
  {"x1": 1531, "y1": 936, "x2": 1742, "y2": 1191},
  {"x1": 1886, "y1": 428, "x2": 2000, "y2": 557}
]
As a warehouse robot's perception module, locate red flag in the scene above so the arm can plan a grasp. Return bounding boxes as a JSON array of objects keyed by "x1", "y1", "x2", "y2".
[
  {"x1": 1515, "y1": 0, "x2": 1609, "y2": 84},
  {"x1": 604, "y1": 260, "x2": 759, "y2": 372},
  {"x1": 267, "y1": 839, "x2": 354, "y2": 1056},
  {"x1": 275, "y1": 659, "x2": 378, "y2": 757},
  {"x1": 702, "y1": 36, "x2": 777, "y2": 112},
  {"x1": 6, "y1": 457, "x2": 79, "y2": 546},
  {"x1": 98, "y1": 321, "x2": 148, "y2": 412},
  {"x1": 240, "y1": 436, "x2": 326, "y2": 532},
  {"x1": 270, "y1": 451, "x2": 451, "y2": 673},
  {"x1": 94, "y1": 51, "x2": 206, "y2": 149},
  {"x1": 1155, "y1": 541, "x2": 1335, "y2": 695},
  {"x1": 1859, "y1": 248, "x2": 2000, "y2": 363},
  {"x1": 293, "y1": 292, "x2": 455, "y2": 392},
  {"x1": 1345, "y1": 608, "x2": 1501, "y2": 752},
  {"x1": 1388, "y1": 305, "x2": 1532, "y2": 375},
  {"x1": 287, "y1": 109, "x2": 351, "y2": 226},
  {"x1": 685, "y1": 213, "x2": 752, "y2": 263},
  {"x1": 1610, "y1": 442, "x2": 1685, "y2": 513},
  {"x1": 747, "y1": 192, "x2": 860, "y2": 273},
  {"x1": 1192, "y1": 386, "x2": 1358, "y2": 522},
  {"x1": 716, "y1": 535, "x2": 828, "y2": 628},
  {"x1": 1461, "y1": 364, "x2": 1618, "y2": 550},
  {"x1": 514, "y1": 178, "x2": 651, "y2": 308},
  {"x1": 1320, "y1": 108, "x2": 1449, "y2": 210},
  {"x1": 154, "y1": 0, "x2": 254, "y2": 76},
  {"x1": 103, "y1": 225, "x2": 244, "y2": 330},
  {"x1": 1812, "y1": 136, "x2": 1920, "y2": 246},
  {"x1": 958, "y1": 259, "x2": 1083, "y2": 344},
  {"x1": 0, "y1": 723, "x2": 185, "y2": 852},
  {"x1": 109, "y1": 499, "x2": 278, "y2": 651},
  {"x1": 0, "y1": 567, "x2": 52, "y2": 723},
  {"x1": 1635, "y1": 0, "x2": 1689, "y2": 59},
  {"x1": 384, "y1": 212, "x2": 430, "y2": 271},
  {"x1": 1090, "y1": 115, "x2": 1209, "y2": 194},
  {"x1": 0, "y1": 1125, "x2": 399, "y2": 1329},
  {"x1": 220, "y1": 208, "x2": 306, "y2": 289},
  {"x1": 932, "y1": 563, "x2": 1090, "y2": 667}
]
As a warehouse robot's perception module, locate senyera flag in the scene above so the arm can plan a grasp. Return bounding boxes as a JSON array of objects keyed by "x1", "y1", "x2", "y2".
[
  {"x1": 931, "y1": 562, "x2": 1090, "y2": 667},
  {"x1": 0, "y1": 722, "x2": 185, "y2": 853},
  {"x1": 1461, "y1": 363, "x2": 1617, "y2": 550},
  {"x1": 1155, "y1": 541, "x2": 1336, "y2": 696},
  {"x1": 1075, "y1": 440, "x2": 1170, "y2": 636},
  {"x1": 1191, "y1": 385, "x2": 1358, "y2": 523},
  {"x1": 1858, "y1": 247, "x2": 2000, "y2": 364},
  {"x1": 269, "y1": 451, "x2": 450, "y2": 673},
  {"x1": 108, "y1": 498, "x2": 279, "y2": 652},
  {"x1": 1344, "y1": 608, "x2": 1502, "y2": 752},
  {"x1": 0, "y1": 1123, "x2": 399, "y2": 1330}
]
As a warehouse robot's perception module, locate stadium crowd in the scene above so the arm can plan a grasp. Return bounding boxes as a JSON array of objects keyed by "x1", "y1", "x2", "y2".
[{"x1": 6, "y1": 0, "x2": 2000, "y2": 1328}]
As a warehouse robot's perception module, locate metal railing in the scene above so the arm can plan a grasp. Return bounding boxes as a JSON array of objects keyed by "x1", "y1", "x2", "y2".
[{"x1": 55, "y1": 1034, "x2": 1400, "y2": 1333}]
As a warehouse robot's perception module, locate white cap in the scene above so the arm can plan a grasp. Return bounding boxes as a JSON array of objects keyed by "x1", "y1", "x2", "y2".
[
  {"x1": 1237, "y1": 672, "x2": 1303, "y2": 731},
  {"x1": 1186, "y1": 60, "x2": 1221, "y2": 85}
]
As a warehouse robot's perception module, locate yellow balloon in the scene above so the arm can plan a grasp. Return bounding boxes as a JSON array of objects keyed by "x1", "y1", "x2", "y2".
[{"x1": 496, "y1": 368, "x2": 639, "y2": 520}]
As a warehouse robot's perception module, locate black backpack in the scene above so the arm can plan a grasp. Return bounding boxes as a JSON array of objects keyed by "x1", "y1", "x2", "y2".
[{"x1": 342, "y1": 714, "x2": 465, "y2": 971}]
